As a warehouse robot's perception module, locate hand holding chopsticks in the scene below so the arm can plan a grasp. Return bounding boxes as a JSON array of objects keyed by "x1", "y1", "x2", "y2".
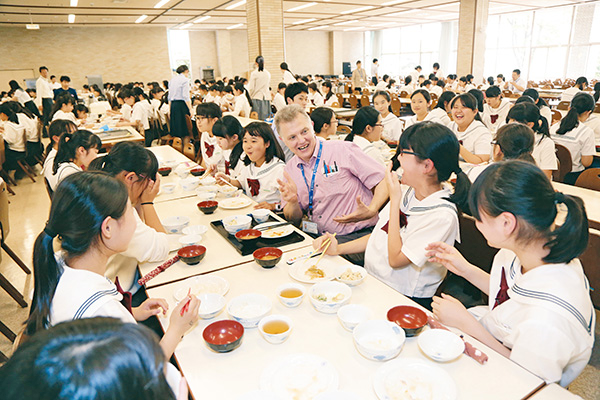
[{"x1": 311, "y1": 233, "x2": 338, "y2": 268}]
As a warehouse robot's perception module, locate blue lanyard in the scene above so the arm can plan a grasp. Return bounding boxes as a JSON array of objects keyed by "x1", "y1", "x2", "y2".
[{"x1": 298, "y1": 141, "x2": 323, "y2": 216}]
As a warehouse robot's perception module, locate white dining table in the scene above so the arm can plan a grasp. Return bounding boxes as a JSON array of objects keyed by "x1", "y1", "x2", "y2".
[
  {"x1": 553, "y1": 182, "x2": 600, "y2": 230},
  {"x1": 149, "y1": 146, "x2": 204, "y2": 203},
  {"x1": 147, "y1": 247, "x2": 546, "y2": 400},
  {"x1": 528, "y1": 383, "x2": 582, "y2": 399}
]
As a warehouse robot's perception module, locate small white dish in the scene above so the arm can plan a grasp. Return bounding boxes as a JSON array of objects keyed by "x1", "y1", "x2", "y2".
[
  {"x1": 258, "y1": 314, "x2": 293, "y2": 344},
  {"x1": 335, "y1": 264, "x2": 366, "y2": 286},
  {"x1": 197, "y1": 293, "x2": 226, "y2": 319},
  {"x1": 201, "y1": 176, "x2": 217, "y2": 186},
  {"x1": 218, "y1": 185, "x2": 239, "y2": 198},
  {"x1": 222, "y1": 214, "x2": 252, "y2": 235},
  {"x1": 337, "y1": 304, "x2": 370, "y2": 332},
  {"x1": 182, "y1": 225, "x2": 208, "y2": 236},
  {"x1": 197, "y1": 184, "x2": 219, "y2": 194},
  {"x1": 251, "y1": 208, "x2": 270, "y2": 223},
  {"x1": 175, "y1": 168, "x2": 189, "y2": 178},
  {"x1": 309, "y1": 281, "x2": 352, "y2": 314},
  {"x1": 353, "y1": 320, "x2": 405, "y2": 361},
  {"x1": 196, "y1": 191, "x2": 216, "y2": 201},
  {"x1": 173, "y1": 275, "x2": 229, "y2": 301},
  {"x1": 276, "y1": 283, "x2": 306, "y2": 308},
  {"x1": 178, "y1": 234, "x2": 202, "y2": 247},
  {"x1": 227, "y1": 293, "x2": 272, "y2": 328},
  {"x1": 180, "y1": 177, "x2": 200, "y2": 191},
  {"x1": 418, "y1": 328, "x2": 465, "y2": 362},
  {"x1": 161, "y1": 183, "x2": 177, "y2": 194},
  {"x1": 162, "y1": 216, "x2": 190, "y2": 234}
]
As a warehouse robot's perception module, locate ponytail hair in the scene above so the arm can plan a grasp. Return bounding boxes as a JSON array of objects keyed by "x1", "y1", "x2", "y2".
[
  {"x1": 308, "y1": 82, "x2": 322, "y2": 96},
  {"x1": 132, "y1": 86, "x2": 150, "y2": 104},
  {"x1": 88, "y1": 141, "x2": 158, "y2": 180},
  {"x1": 211, "y1": 115, "x2": 244, "y2": 170},
  {"x1": 494, "y1": 123, "x2": 535, "y2": 164},
  {"x1": 234, "y1": 82, "x2": 253, "y2": 109},
  {"x1": 392, "y1": 121, "x2": 471, "y2": 214},
  {"x1": 506, "y1": 102, "x2": 550, "y2": 139},
  {"x1": 26, "y1": 172, "x2": 129, "y2": 335},
  {"x1": 0, "y1": 102, "x2": 20, "y2": 124},
  {"x1": 255, "y1": 55, "x2": 265, "y2": 72},
  {"x1": 46, "y1": 119, "x2": 77, "y2": 156},
  {"x1": 557, "y1": 92, "x2": 595, "y2": 135},
  {"x1": 434, "y1": 91, "x2": 456, "y2": 111},
  {"x1": 469, "y1": 160, "x2": 588, "y2": 263},
  {"x1": 53, "y1": 130, "x2": 102, "y2": 174},
  {"x1": 346, "y1": 106, "x2": 379, "y2": 142}
]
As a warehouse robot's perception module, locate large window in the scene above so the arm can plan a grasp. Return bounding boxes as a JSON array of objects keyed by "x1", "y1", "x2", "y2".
[{"x1": 167, "y1": 29, "x2": 192, "y2": 73}]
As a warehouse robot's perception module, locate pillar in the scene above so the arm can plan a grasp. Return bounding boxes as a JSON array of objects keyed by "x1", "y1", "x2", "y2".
[
  {"x1": 246, "y1": 0, "x2": 285, "y2": 87},
  {"x1": 216, "y1": 30, "x2": 234, "y2": 79},
  {"x1": 456, "y1": 0, "x2": 489, "y2": 81}
]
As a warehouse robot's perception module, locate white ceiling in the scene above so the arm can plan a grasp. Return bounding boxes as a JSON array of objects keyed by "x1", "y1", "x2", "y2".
[{"x1": 0, "y1": 0, "x2": 590, "y2": 31}]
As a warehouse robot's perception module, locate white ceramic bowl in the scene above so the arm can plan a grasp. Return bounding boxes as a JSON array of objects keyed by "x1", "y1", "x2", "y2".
[
  {"x1": 178, "y1": 234, "x2": 202, "y2": 247},
  {"x1": 196, "y1": 191, "x2": 217, "y2": 201},
  {"x1": 162, "y1": 216, "x2": 190, "y2": 234},
  {"x1": 201, "y1": 176, "x2": 217, "y2": 186},
  {"x1": 197, "y1": 293, "x2": 226, "y2": 319},
  {"x1": 180, "y1": 177, "x2": 200, "y2": 191},
  {"x1": 175, "y1": 168, "x2": 189, "y2": 178},
  {"x1": 309, "y1": 281, "x2": 352, "y2": 314},
  {"x1": 162, "y1": 183, "x2": 177, "y2": 194},
  {"x1": 227, "y1": 293, "x2": 272, "y2": 328},
  {"x1": 418, "y1": 328, "x2": 465, "y2": 362},
  {"x1": 182, "y1": 225, "x2": 208, "y2": 236},
  {"x1": 335, "y1": 264, "x2": 366, "y2": 286},
  {"x1": 222, "y1": 214, "x2": 252, "y2": 235},
  {"x1": 276, "y1": 283, "x2": 306, "y2": 308},
  {"x1": 163, "y1": 159, "x2": 178, "y2": 168},
  {"x1": 251, "y1": 209, "x2": 270, "y2": 223},
  {"x1": 218, "y1": 185, "x2": 239, "y2": 198},
  {"x1": 198, "y1": 184, "x2": 219, "y2": 194},
  {"x1": 353, "y1": 320, "x2": 405, "y2": 361},
  {"x1": 337, "y1": 304, "x2": 371, "y2": 332},
  {"x1": 258, "y1": 314, "x2": 293, "y2": 344}
]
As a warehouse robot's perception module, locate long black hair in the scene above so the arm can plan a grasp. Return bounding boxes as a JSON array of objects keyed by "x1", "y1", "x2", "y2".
[
  {"x1": 5, "y1": 318, "x2": 176, "y2": 400},
  {"x1": 468, "y1": 89, "x2": 485, "y2": 112},
  {"x1": 346, "y1": 106, "x2": 379, "y2": 142},
  {"x1": 88, "y1": 141, "x2": 158, "y2": 181},
  {"x1": 522, "y1": 88, "x2": 549, "y2": 108},
  {"x1": 392, "y1": 121, "x2": 471, "y2": 214},
  {"x1": 469, "y1": 160, "x2": 588, "y2": 263},
  {"x1": 308, "y1": 82, "x2": 322, "y2": 96},
  {"x1": 434, "y1": 91, "x2": 456, "y2": 111},
  {"x1": 26, "y1": 172, "x2": 130, "y2": 335},
  {"x1": 242, "y1": 122, "x2": 285, "y2": 165},
  {"x1": 593, "y1": 82, "x2": 600, "y2": 103},
  {"x1": 494, "y1": 123, "x2": 535, "y2": 164},
  {"x1": 556, "y1": 92, "x2": 595, "y2": 135},
  {"x1": 5, "y1": 100, "x2": 35, "y2": 120},
  {"x1": 310, "y1": 107, "x2": 335, "y2": 134},
  {"x1": 322, "y1": 81, "x2": 334, "y2": 101},
  {"x1": 212, "y1": 115, "x2": 244, "y2": 170},
  {"x1": 45, "y1": 119, "x2": 77, "y2": 156},
  {"x1": 234, "y1": 82, "x2": 253, "y2": 109},
  {"x1": 506, "y1": 102, "x2": 550, "y2": 139},
  {"x1": 450, "y1": 93, "x2": 483, "y2": 122},
  {"x1": 255, "y1": 55, "x2": 265, "y2": 72},
  {"x1": 0, "y1": 102, "x2": 19, "y2": 124},
  {"x1": 280, "y1": 62, "x2": 293, "y2": 76},
  {"x1": 50, "y1": 94, "x2": 76, "y2": 120},
  {"x1": 53, "y1": 130, "x2": 102, "y2": 174},
  {"x1": 373, "y1": 90, "x2": 392, "y2": 113}
]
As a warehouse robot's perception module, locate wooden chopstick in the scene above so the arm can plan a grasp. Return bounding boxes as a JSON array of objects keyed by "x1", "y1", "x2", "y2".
[{"x1": 312, "y1": 233, "x2": 337, "y2": 268}]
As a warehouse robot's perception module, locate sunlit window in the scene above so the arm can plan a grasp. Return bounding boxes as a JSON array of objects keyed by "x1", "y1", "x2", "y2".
[{"x1": 167, "y1": 29, "x2": 192, "y2": 73}]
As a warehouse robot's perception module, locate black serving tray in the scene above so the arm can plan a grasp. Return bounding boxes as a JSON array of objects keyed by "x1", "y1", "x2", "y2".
[{"x1": 210, "y1": 215, "x2": 305, "y2": 256}]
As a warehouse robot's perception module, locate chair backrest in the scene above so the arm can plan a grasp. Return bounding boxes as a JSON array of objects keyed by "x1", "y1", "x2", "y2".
[
  {"x1": 557, "y1": 101, "x2": 570, "y2": 111},
  {"x1": 455, "y1": 214, "x2": 499, "y2": 274},
  {"x1": 579, "y1": 229, "x2": 600, "y2": 309},
  {"x1": 183, "y1": 142, "x2": 196, "y2": 161},
  {"x1": 399, "y1": 91, "x2": 409, "y2": 98},
  {"x1": 249, "y1": 111, "x2": 259, "y2": 120},
  {"x1": 337, "y1": 125, "x2": 351, "y2": 135},
  {"x1": 239, "y1": 110, "x2": 246, "y2": 118},
  {"x1": 362, "y1": 89, "x2": 370, "y2": 96},
  {"x1": 348, "y1": 94, "x2": 358, "y2": 109},
  {"x1": 575, "y1": 168, "x2": 600, "y2": 191},
  {"x1": 171, "y1": 137, "x2": 183, "y2": 153},
  {"x1": 390, "y1": 98, "x2": 401, "y2": 117},
  {"x1": 430, "y1": 93, "x2": 438, "y2": 101},
  {"x1": 502, "y1": 89, "x2": 513, "y2": 97},
  {"x1": 360, "y1": 94, "x2": 370, "y2": 107},
  {"x1": 552, "y1": 143, "x2": 573, "y2": 182},
  {"x1": 595, "y1": 103, "x2": 600, "y2": 114},
  {"x1": 331, "y1": 101, "x2": 340, "y2": 108},
  {"x1": 0, "y1": 139, "x2": 5, "y2": 166},
  {"x1": 336, "y1": 93, "x2": 344, "y2": 105},
  {"x1": 0, "y1": 180, "x2": 9, "y2": 240},
  {"x1": 551, "y1": 109, "x2": 562, "y2": 125}
]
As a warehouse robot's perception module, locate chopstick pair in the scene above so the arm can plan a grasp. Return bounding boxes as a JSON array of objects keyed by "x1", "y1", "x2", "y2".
[
  {"x1": 285, "y1": 233, "x2": 337, "y2": 265},
  {"x1": 180, "y1": 288, "x2": 192, "y2": 316},
  {"x1": 312, "y1": 233, "x2": 337, "y2": 269},
  {"x1": 137, "y1": 255, "x2": 180, "y2": 286}
]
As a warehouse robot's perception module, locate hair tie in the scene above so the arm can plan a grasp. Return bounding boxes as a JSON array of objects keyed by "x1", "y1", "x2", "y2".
[
  {"x1": 554, "y1": 191, "x2": 566, "y2": 204},
  {"x1": 44, "y1": 226, "x2": 57, "y2": 238}
]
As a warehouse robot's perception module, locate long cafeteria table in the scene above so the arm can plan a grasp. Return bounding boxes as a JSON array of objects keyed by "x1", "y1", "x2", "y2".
[{"x1": 147, "y1": 247, "x2": 547, "y2": 400}]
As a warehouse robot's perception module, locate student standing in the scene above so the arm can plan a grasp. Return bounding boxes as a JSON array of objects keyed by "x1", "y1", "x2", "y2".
[
  {"x1": 371, "y1": 58, "x2": 379, "y2": 85},
  {"x1": 247, "y1": 56, "x2": 271, "y2": 120},
  {"x1": 52, "y1": 76, "x2": 78, "y2": 101},
  {"x1": 168, "y1": 65, "x2": 192, "y2": 141},
  {"x1": 36, "y1": 66, "x2": 54, "y2": 130}
]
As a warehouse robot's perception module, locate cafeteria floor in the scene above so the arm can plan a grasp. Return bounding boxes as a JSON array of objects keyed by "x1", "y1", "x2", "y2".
[{"x1": 1, "y1": 169, "x2": 599, "y2": 399}]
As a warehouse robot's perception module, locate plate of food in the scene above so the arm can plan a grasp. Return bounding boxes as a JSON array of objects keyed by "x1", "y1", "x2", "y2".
[
  {"x1": 372, "y1": 357, "x2": 457, "y2": 400},
  {"x1": 254, "y1": 222, "x2": 295, "y2": 239},
  {"x1": 289, "y1": 257, "x2": 337, "y2": 284},
  {"x1": 219, "y1": 197, "x2": 253, "y2": 210},
  {"x1": 260, "y1": 353, "x2": 339, "y2": 400},
  {"x1": 173, "y1": 275, "x2": 230, "y2": 301}
]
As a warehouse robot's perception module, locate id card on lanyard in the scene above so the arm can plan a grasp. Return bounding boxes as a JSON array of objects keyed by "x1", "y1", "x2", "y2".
[{"x1": 298, "y1": 141, "x2": 323, "y2": 234}]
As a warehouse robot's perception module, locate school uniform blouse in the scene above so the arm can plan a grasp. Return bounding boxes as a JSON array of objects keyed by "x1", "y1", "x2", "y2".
[
  {"x1": 120, "y1": 103, "x2": 133, "y2": 121},
  {"x1": 238, "y1": 158, "x2": 285, "y2": 204},
  {"x1": 132, "y1": 101, "x2": 150, "y2": 130},
  {"x1": 532, "y1": 133, "x2": 558, "y2": 171},
  {"x1": 17, "y1": 113, "x2": 38, "y2": 142},
  {"x1": 429, "y1": 85, "x2": 443, "y2": 98},
  {"x1": 36, "y1": 76, "x2": 53, "y2": 99},
  {"x1": 550, "y1": 122, "x2": 595, "y2": 172},
  {"x1": 464, "y1": 162, "x2": 491, "y2": 182},
  {"x1": 449, "y1": 119, "x2": 492, "y2": 156},
  {"x1": 49, "y1": 162, "x2": 82, "y2": 191},
  {"x1": 200, "y1": 131, "x2": 225, "y2": 170},
  {"x1": 282, "y1": 70, "x2": 296, "y2": 85},
  {"x1": 52, "y1": 110, "x2": 78, "y2": 124},
  {"x1": 482, "y1": 98, "x2": 511, "y2": 134},
  {"x1": 273, "y1": 93, "x2": 286, "y2": 111},
  {"x1": 2, "y1": 120, "x2": 26, "y2": 152},
  {"x1": 478, "y1": 249, "x2": 594, "y2": 386},
  {"x1": 583, "y1": 114, "x2": 600, "y2": 144},
  {"x1": 311, "y1": 92, "x2": 324, "y2": 107},
  {"x1": 381, "y1": 113, "x2": 403, "y2": 142},
  {"x1": 42, "y1": 148, "x2": 57, "y2": 183},
  {"x1": 232, "y1": 95, "x2": 252, "y2": 117},
  {"x1": 324, "y1": 94, "x2": 337, "y2": 107},
  {"x1": 13, "y1": 89, "x2": 32, "y2": 106},
  {"x1": 540, "y1": 105, "x2": 552, "y2": 127},
  {"x1": 248, "y1": 69, "x2": 271, "y2": 101},
  {"x1": 398, "y1": 85, "x2": 414, "y2": 95},
  {"x1": 426, "y1": 108, "x2": 452, "y2": 127},
  {"x1": 365, "y1": 186, "x2": 460, "y2": 298},
  {"x1": 168, "y1": 73, "x2": 191, "y2": 103},
  {"x1": 105, "y1": 209, "x2": 169, "y2": 292},
  {"x1": 560, "y1": 87, "x2": 580, "y2": 103},
  {"x1": 351, "y1": 135, "x2": 386, "y2": 166}
]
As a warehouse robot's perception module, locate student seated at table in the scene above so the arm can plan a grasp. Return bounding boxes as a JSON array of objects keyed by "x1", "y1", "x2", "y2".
[
  {"x1": 88, "y1": 142, "x2": 168, "y2": 296},
  {"x1": 427, "y1": 160, "x2": 594, "y2": 387},
  {"x1": 51, "y1": 94, "x2": 78, "y2": 124},
  {"x1": 550, "y1": 92, "x2": 596, "y2": 185},
  {"x1": 43, "y1": 120, "x2": 77, "y2": 189},
  {"x1": 220, "y1": 86, "x2": 235, "y2": 113},
  {"x1": 428, "y1": 91, "x2": 455, "y2": 128},
  {"x1": 449, "y1": 93, "x2": 492, "y2": 164},
  {"x1": 522, "y1": 88, "x2": 552, "y2": 125},
  {"x1": 310, "y1": 107, "x2": 338, "y2": 140},
  {"x1": 376, "y1": 74, "x2": 389, "y2": 91},
  {"x1": 276, "y1": 105, "x2": 388, "y2": 264},
  {"x1": 321, "y1": 81, "x2": 337, "y2": 107},
  {"x1": 308, "y1": 83, "x2": 324, "y2": 107},
  {"x1": 404, "y1": 90, "x2": 451, "y2": 131},
  {"x1": 4, "y1": 101, "x2": 41, "y2": 166},
  {"x1": 230, "y1": 83, "x2": 252, "y2": 118},
  {"x1": 315, "y1": 122, "x2": 469, "y2": 309},
  {"x1": 73, "y1": 104, "x2": 89, "y2": 123},
  {"x1": 373, "y1": 91, "x2": 402, "y2": 143},
  {"x1": 482, "y1": 86, "x2": 511, "y2": 134},
  {"x1": 464, "y1": 123, "x2": 535, "y2": 182},
  {"x1": 116, "y1": 88, "x2": 135, "y2": 122},
  {"x1": 561, "y1": 77, "x2": 587, "y2": 103},
  {"x1": 212, "y1": 115, "x2": 245, "y2": 177},
  {"x1": 398, "y1": 76, "x2": 414, "y2": 96},
  {"x1": 24, "y1": 172, "x2": 199, "y2": 360},
  {"x1": 506, "y1": 103, "x2": 557, "y2": 179},
  {"x1": 48, "y1": 129, "x2": 101, "y2": 191},
  {"x1": 217, "y1": 122, "x2": 285, "y2": 211},
  {"x1": 8, "y1": 80, "x2": 40, "y2": 118},
  {"x1": 0, "y1": 318, "x2": 188, "y2": 400},
  {"x1": 273, "y1": 83, "x2": 287, "y2": 112},
  {"x1": 196, "y1": 102, "x2": 225, "y2": 172},
  {"x1": 0, "y1": 102, "x2": 27, "y2": 178},
  {"x1": 345, "y1": 106, "x2": 387, "y2": 166}
]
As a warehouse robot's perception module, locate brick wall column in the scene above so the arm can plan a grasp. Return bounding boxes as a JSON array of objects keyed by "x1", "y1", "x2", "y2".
[
  {"x1": 246, "y1": 0, "x2": 285, "y2": 87},
  {"x1": 456, "y1": 0, "x2": 489, "y2": 81}
]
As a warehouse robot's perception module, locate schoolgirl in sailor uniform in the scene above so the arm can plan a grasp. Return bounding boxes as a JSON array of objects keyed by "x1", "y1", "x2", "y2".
[
  {"x1": 212, "y1": 115, "x2": 246, "y2": 178},
  {"x1": 482, "y1": 86, "x2": 511, "y2": 134},
  {"x1": 48, "y1": 130, "x2": 101, "y2": 191},
  {"x1": 449, "y1": 93, "x2": 492, "y2": 164},
  {"x1": 373, "y1": 90, "x2": 403, "y2": 143},
  {"x1": 403, "y1": 90, "x2": 452, "y2": 131},
  {"x1": 428, "y1": 161, "x2": 594, "y2": 386}
]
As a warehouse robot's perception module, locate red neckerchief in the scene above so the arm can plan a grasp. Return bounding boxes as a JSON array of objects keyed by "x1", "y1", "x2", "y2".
[
  {"x1": 247, "y1": 178, "x2": 260, "y2": 197},
  {"x1": 490, "y1": 114, "x2": 499, "y2": 124},
  {"x1": 381, "y1": 211, "x2": 408, "y2": 233},
  {"x1": 114, "y1": 277, "x2": 133, "y2": 315},
  {"x1": 492, "y1": 267, "x2": 510, "y2": 309},
  {"x1": 204, "y1": 142, "x2": 215, "y2": 158},
  {"x1": 225, "y1": 161, "x2": 231, "y2": 175}
]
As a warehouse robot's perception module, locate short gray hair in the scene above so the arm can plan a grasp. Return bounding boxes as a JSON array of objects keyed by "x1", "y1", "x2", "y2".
[{"x1": 274, "y1": 104, "x2": 310, "y2": 134}]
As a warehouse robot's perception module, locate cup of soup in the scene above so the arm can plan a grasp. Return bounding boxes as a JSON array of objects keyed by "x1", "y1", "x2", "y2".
[
  {"x1": 276, "y1": 282, "x2": 305, "y2": 308},
  {"x1": 258, "y1": 314, "x2": 293, "y2": 344}
]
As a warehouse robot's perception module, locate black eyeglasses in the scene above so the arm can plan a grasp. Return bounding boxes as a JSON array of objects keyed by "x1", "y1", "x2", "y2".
[{"x1": 399, "y1": 149, "x2": 424, "y2": 158}]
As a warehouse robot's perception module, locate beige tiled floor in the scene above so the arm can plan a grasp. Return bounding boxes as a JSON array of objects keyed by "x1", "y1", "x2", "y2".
[{"x1": 0, "y1": 171, "x2": 598, "y2": 399}]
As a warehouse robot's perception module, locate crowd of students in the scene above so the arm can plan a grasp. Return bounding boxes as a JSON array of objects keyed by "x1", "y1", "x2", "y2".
[{"x1": 0, "y1": 58, "x2": 596, "y2": 398}]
